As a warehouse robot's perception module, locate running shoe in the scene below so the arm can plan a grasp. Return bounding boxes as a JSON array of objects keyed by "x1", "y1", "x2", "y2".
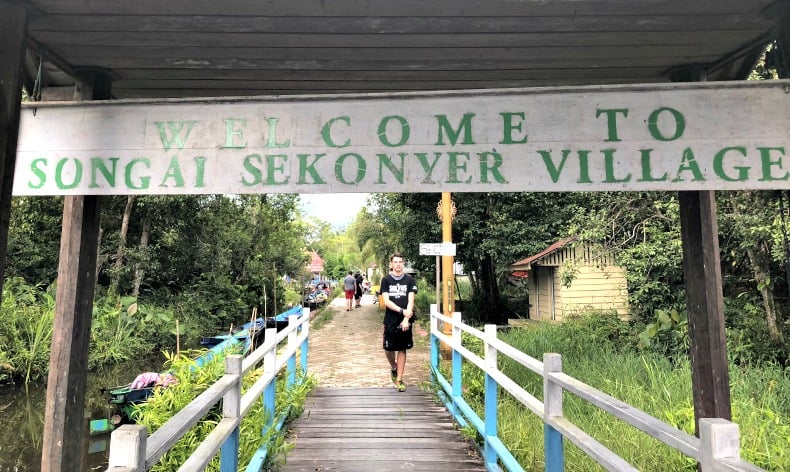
[
  {"x1": 390, "y1": 369, "x2": 397, "y2": 384},
  {"x1": 397, "y1": 380, "x2": 406, "y2": 392}
]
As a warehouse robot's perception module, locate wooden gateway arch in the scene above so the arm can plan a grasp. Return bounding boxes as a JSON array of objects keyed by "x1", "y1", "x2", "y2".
[{"x1": 1, "y1": 1, "x2": 789, "y2": 470}]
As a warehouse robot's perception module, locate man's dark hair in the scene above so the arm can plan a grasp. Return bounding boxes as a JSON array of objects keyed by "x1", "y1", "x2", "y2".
[
  {"x1": 390, "y1": 252, "x2": 403, "y2": 261},
  {"x1": 348, "y1": 271, "x2": 353, "y2": 275}
]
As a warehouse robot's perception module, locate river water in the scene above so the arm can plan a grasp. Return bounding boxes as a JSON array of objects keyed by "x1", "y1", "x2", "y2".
[{"x1": 0, "y1": 355, "x2": 165, "y2": 471}]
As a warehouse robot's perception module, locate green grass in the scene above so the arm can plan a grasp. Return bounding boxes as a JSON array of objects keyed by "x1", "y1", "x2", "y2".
[{"x1": 435, "y1": 316, "x2": 789, "y2": 471}]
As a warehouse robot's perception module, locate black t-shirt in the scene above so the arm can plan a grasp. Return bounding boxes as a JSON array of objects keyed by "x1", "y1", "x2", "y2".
[{"x1": 380, "y1": 272, "x2": 418, "y2": 326}]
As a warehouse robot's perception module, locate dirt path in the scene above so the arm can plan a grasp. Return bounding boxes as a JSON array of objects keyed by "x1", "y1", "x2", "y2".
[{"x1": 307, "y1": 294, "x2": 431, "y2": 389}]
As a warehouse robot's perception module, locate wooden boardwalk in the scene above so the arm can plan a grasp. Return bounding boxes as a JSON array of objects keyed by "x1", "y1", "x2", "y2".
[{"x1": 277, "y1": 387, "x2": 487, "y2": 472}]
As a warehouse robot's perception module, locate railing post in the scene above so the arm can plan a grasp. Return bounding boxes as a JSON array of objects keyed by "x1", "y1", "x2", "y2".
[
  {"x1": 429, "y1": 304, "x2": 439, "y2": 383},
  {"x1": 451, "y1": 311, "x2": 463, "y2": 409},
  {"x1": 699, "y1": 418, "x2": 741, "y2": 471},
  {"x1": 543, "y1": 353, "x2": 564, "y2": 472},
  {"x1": 484, "y1": 324, "x2": 499, "y2": 470},
  {"x1": 220, "y1": 355, "x2": 243, "y2": 472},
  {"x1": 263, "y1": 327, "x2": 277, "y2": 430},
  {"x1": 287, "y1": 314, "x2": 298, "y2": 387},
  {"x1": 300, "y1": 307, "x2": 310, "y2": 377},
  {"x1": 107, "y1": 424, "x2": 146, "y2": 471}
]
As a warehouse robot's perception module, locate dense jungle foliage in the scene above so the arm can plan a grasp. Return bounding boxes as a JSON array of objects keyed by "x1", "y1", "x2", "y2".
[{"x1": 1, "y1": 188, "x2": 789, "y2": 384}]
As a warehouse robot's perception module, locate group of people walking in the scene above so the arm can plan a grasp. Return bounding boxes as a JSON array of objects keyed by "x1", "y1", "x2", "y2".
[
  {"x1": 342, "y1": 270, "x2": 365, "y2": 311},
  {"x1": 342, "y1": 253, "x2": 418, "y2": 392}
]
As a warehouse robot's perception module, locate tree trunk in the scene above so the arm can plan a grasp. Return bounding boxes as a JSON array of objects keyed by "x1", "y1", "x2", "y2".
[
  {"x1": 479, "y1": 254, "x2": 505, "y2": 324},
  {"x1": 132, "y1": 218, "x2": 150, "y2": 297},
  {"x1": 745, "y1": 241, "x2": 784, "y2": 343},
  {"x1": 109, "y1": 196, "x2": 135, "y2": 295}
]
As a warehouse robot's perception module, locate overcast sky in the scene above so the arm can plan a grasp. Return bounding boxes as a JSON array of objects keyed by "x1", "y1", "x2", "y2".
[{"x1": 299, "y1": 193, "x2": 370, "y2": 229}]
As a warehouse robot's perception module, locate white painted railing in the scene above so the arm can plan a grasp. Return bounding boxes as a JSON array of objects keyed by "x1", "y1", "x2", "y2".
[
  {"x1": 105, "y1": 309, "x2": 310, "y2": 472},
  {"x1": 429, "y1": 305, "x2": 764, "y2": 472}
]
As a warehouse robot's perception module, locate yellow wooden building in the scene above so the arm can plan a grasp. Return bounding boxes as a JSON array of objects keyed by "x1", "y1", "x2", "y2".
[{"x1": 508, "y1": 237, "x2": 629, "y2": 321}]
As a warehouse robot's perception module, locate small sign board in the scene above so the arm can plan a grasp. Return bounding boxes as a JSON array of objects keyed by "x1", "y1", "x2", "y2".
[{"x1": 419, "y1": 242, "x2": 457, "y2": 256}]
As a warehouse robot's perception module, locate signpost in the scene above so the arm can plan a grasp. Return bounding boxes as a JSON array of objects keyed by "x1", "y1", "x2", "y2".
[{"x1": 419, "y1": 242, "x2": 456, "y2": 256}]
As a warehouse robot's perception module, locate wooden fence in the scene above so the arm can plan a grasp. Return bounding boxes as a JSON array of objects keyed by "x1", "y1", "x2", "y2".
[
  {"x1": 430, "y1": 305, "x2": 764, "y2": 472},
  {"x1": 105, "y1": 308, "x2": 310, "y2": 472}
]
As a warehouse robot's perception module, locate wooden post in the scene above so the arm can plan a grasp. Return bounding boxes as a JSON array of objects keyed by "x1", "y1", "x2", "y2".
[
  {"x1": 41, "y1": 69, "x2": 111, "y2": 472},
  {"x1": 699, "y1": 418, "x2": 741, "y2": 471},
  {"x1": 679, "y1": 190, "x2": 732, "y2": 429},
  {"x1": 483, "y1": 325, "x2": 498, "y2": 470},
  {"x1": 287, "y1": 314, "x2": 298, "y2": 387},
  {"x1": 300, "y1": 307, "x2": 310, "y2": 375},
  {"x1": 672, "y1": 66, "x2": 732, "y2": 436},
  {"x1": 0, "y1": 1, "x2": 27, "y2": 302},
  {"x1": 543, "y1": 353, "x2": 564, "y2": 472},
  {"x1": 220, "y1": 355, "x2": 242, "y2": 472},
  {"x1": 107, "y1": 425, "x2": 147, "y2": 471}
]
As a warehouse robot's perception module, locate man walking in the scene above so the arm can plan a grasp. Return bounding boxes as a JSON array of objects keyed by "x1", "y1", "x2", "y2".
[
  {"x1": 343, "y1": 271, "x2": 356, "y2": 311},
  {"x1": 380, "y1": 253, "x2": 417, "y2": 392}
]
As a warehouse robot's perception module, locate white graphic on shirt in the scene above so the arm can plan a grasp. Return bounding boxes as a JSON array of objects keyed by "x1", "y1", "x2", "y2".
[{"x1": 388, "y1": 283, "x2": 410, "y2": 299}]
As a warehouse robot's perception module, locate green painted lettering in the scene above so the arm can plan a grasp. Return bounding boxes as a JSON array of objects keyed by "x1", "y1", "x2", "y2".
[
  {"x1": 499, "y1": 112, "x2": 528, "y2": 144},
  {"x1": 297, "y1": 153, "x2": 326, "y2": 184},
  {"x1": 265, "y1": 117, "x2": 290, "y2": 148},
  {"x1": 335, "y1": 153, "x2": 365, "y2": 185},
  {"x1": 194, "y1": 156, "x2": 206, "y2": 188},
  {"x1": 376, "y1": 153, "x2": 405, "y2": 184},
  {"x1": 378, "y1": 116, "x2": 410, "y2": 147},
  {"x1": 758, "y1": 147, "x2": 788, "y2": 181},
  {"x1": 159, "y1": 156, "x2": 185, "y2": 188},
  {"x1": 241, "y1": 154, "x2": 264, "y2": 186},
  {"x1": 265, "y1": 154, "x2": 290, "y2": 185},
  {"x1": 672, "y1": 148, "x2": 704, "y2": 182},
  {"x1": 595, "y1": 109, "x2": 628, "y2": 142},
  {"x1": 223, "y1": 118, "x2": 247, "y2": 148},
  {"x1": 538, "y1": 150, "x2": 571, "y2": 183},
  {"x1": 713, "y1": 147, "x2": 749, "y2": 182},
  {"x1": 154, "y1": 120, "x2": 197, "y2": 151},
  {"x1": 648, "y1": 107, "x2": 685, "y2": 141},
  {"x1": 322, "y1": 116, "x2": 351, "y2": 148},
  {"x1": 603, "y1": 149, "x2": 631, "y2": 183},
  {"x1": 28, "y1": 158, "x2": 47, "y2": 189},
  {"x1": 90, "y1": 157, "x2": 119, "y2": 188},
  {"x1": 447, "y1": 151, "x2": 471, "y2": 184},
  {"x1": 435, "y1": 113, "x2": 476, "y2": 145},
  {"x1": 55, "y1": 158, "x2": 82, "y2": 189},
  {"x1": 415, "y1": 152, "x2": 442, "y2": 184},
  {"x1": 125, "y1": 158, "x2": 151, "y2": 190},
  {"x1": 637, "y1": 149, "x2": 668, "y2": 182},
  {"x1": 577, "y1": 150, "x2": 592, "y2": 184},
  {"x1": 478, "y1": 151, "x2": 507, "y2": 184}
]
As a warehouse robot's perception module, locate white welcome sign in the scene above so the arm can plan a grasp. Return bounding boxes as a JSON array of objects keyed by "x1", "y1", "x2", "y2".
[{"x1": 13, "y1": 80, "x2": 790, "y2": 195}]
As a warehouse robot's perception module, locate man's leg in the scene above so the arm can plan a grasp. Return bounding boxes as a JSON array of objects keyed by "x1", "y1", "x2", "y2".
[
  {"x1": 385, "y1": 349, "x2": 397, "y2": 371},
  {"x1": 396, "y1": 350, "x2": 407, "y2": 381}
]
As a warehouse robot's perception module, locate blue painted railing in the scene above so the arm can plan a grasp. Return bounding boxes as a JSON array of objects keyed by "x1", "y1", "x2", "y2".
[
  {"x1": 429, "y1": 305, "x2": 764, "y2": 472},
  {"x1": 105, "y1": 307, "x2": 310, "y2": 472}
]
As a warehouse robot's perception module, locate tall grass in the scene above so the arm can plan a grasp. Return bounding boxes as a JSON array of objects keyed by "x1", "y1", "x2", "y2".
[
  {"x1": 445, "y1": 314, "x2": 789, "y2": 471},
  {"x1": 0, "y1": 278, "x2": 177, "y2": 384},
  {"x1": 133, "y1": 347, "x2": 316, "y2": 471}
]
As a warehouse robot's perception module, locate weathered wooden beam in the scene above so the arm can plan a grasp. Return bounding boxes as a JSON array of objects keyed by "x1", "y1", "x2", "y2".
[
  {"x1": 41, "y1": 69, "x2": 110, "y2": 472},
  {"x1": 673, "y1": 66, "x2": 732, "y2": 436},
  {"x1": 678, "y1": 189, "x2": 732, "y2": 429},
  {"x1": 0, "y1": 0, "x2": 28, "y2": 302}
]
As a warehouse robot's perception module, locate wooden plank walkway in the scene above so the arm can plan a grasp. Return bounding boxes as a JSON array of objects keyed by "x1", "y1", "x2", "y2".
[{"x1": 277, "y1": 387, "x2": 487, "y2": 472}]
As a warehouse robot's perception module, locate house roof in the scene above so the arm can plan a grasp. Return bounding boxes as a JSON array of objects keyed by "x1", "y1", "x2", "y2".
[
  {"x1": 18, "y1": 1, "x2": 784, "y2": 99},
  {"x1": 507, "y1": 236, "x2": 579, "y2": 271}
]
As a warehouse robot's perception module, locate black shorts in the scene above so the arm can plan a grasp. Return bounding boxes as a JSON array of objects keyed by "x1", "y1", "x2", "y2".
[{"x1": 383, "y1": 323, "x2": 414, "y2": 351}]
